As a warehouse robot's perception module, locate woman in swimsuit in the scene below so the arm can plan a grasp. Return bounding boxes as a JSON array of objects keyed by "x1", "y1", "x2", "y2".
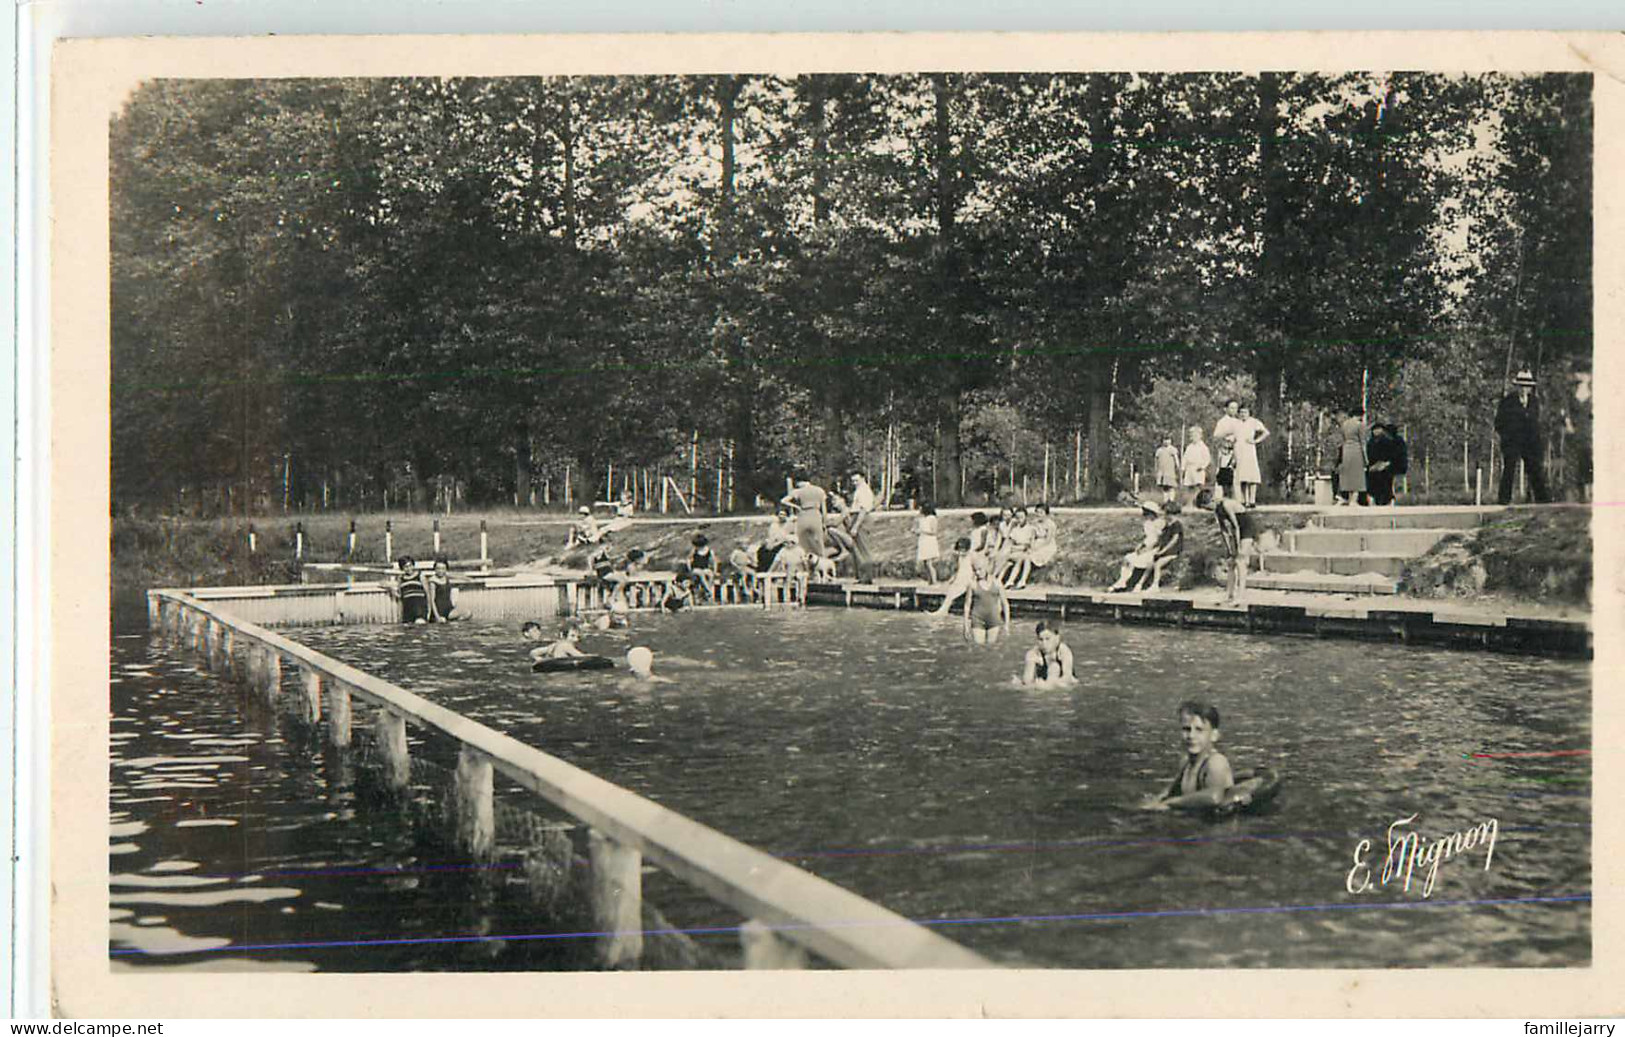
[
  {"x1": 426, "y1": 558, "x2": 469, "y2": 622},
  {"x1": 1143, "y1": 700, "x2": 1235, "y2": 810},
  {"x1": 961, "y1": 556, "x2": 1011, "y2": 646}
]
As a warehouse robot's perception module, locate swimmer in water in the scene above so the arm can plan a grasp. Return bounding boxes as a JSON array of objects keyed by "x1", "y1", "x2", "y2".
[
  {"x1": 625, "y1": 646, "x2": 673, "y2": 684},
  {"x1": 961, "y1": 556, "x2": 1011, "y2": 646},
  {"x1": 1142, "y1": 699, "x2": 1235, "y2": 811},
  {"x1": 1019, "y1": 620, "x2": 1076, "y2": 687},
  {"x1": 531, "y1": 621, "x2": 587, "y2": 662}
]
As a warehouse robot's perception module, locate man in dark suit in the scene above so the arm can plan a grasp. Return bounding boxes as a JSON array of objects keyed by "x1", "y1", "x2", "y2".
[{"x1": 1494, "y1": 369, "x2": 1551, "y2": 504}]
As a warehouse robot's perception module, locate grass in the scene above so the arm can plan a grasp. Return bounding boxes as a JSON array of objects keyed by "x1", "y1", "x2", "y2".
[{"x1": 1398, "y1": 506, "x2": 1592, "y2": 606}]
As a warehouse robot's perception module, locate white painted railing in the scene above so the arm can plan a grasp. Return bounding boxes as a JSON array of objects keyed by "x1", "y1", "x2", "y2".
[{"x1": 147, "y1": 588, "x2": 987, "y2": 971}]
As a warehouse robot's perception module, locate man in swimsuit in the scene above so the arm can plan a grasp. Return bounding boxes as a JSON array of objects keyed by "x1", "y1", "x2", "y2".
[
  {"x1": 1021, "y1": 621, "x2": 1076, "y2": 686},
  {"x1": 1215, "y1": 496, "x2": 1260, "y2": 603}
]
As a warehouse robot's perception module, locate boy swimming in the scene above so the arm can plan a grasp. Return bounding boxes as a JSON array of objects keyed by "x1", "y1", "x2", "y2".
[
  {"x1": 529, "y1": 620, "x2": 588, "y2": 662},
  {"x1": 1143, "y1": 700, "x2": 1236, "y2": 811},
  {"x1": 1020, "y1": 621, "x2": 1076, "y2": 687}
]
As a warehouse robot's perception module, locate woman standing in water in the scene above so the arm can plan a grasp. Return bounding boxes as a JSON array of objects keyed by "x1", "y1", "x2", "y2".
[{"x1": 781, "y1": 473, "x2": 828, "y2": 568}]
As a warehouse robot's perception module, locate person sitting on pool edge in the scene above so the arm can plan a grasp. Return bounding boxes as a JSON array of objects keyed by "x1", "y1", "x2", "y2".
[
  {"x1": 662, "y1": 567, "x2": 697, "y2": 613},
  {"x1": 687, "y1": 534, "x2": 719, "y2": 601},
  {"x1": 1020, "y1": 620, "x2": 1076, "y2": 687},
  {"x1": 529, "y1": 620, "x2": 587, "y2": 663},
  {"x1": 1142, "y1": 699, "x2": 1235, "y2": 811},
  {"x1": 1107, "y1": 501, "x2": 1166, "y2": 593},
  {"x1": 932, "y1": 536, "x2": 979, "y2": 617},
  {"x1": 397, "y1": 556, "x2": 430, "y2": 624}
]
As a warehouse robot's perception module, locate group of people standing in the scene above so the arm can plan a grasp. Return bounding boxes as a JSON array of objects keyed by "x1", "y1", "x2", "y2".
[
  {"x1": 778, "y1": 471, "x2": 882, "y2": 582},
  {"x1": 1331, "y1": 408, "x2": 1410, "y2": 507},
  {"x1": 1153, "y1": 399, "x2": 1271, "y2": 509}
]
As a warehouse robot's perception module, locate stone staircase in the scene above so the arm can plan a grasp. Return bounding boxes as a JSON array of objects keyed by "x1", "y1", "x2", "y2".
[{"x1": 1253, "y1": 507, "x2": 1501, "y2": 595}]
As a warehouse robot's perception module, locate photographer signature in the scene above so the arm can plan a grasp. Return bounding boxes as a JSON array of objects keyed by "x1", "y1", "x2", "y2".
[{"x1": 1346, "y1": 813, "x2": 1499, "y2": 899}]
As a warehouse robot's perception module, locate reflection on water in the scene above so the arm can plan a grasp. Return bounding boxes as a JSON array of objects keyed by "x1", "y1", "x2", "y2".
[{"x1": 113, "y1": 600, "x2": 1590, "y2": 969}]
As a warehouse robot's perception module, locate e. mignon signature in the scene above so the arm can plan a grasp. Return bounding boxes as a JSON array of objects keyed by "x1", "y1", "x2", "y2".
[{"x1": 1346, "y1": 813, "x2": 1499, "y2": 899}]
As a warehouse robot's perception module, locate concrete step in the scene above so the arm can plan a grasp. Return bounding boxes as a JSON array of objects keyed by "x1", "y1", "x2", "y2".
[
  {"x1": 1249, "y1": 571, "x2": 1399, "y2": 595},
  {"x1": 1288, "y1": 528, "x2": 1453, "y2": 556},
  {"x1": 1313, "y1": 508, "x2": 1498, "y2": 531},
  {"x1": 1260, "y1": 551, "x2": 1411, "y2": 578}
]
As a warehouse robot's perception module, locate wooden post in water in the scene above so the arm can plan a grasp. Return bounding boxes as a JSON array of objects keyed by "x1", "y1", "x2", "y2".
[
  {"x1": 262, "y1": 648, "x2": 282, "y2": 700},
  {"x1": 452, "y1": 746, "x2": 495, "y2": 859},
  {"x1": 326, "y1": 679, "x2": 353, "y2": 748},
  {"x1": 740, "y1": 919, "x2": 810, "y2": 970},
  {"x1": 300, "y1": 670, "x2": 323, "y2": 726},
  {"x1": 588, "y1": 829, "x2": 643, "y2": 968},
  {"x1": 377, "y1": 710, "x2": 410, "y2": 791}
]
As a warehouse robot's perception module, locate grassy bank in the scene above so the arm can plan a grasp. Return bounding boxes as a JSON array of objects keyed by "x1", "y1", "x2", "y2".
[
  {"x1": 1399, "y1": 506, "x2": 1592, "y2": 606},
  {"x1": 114, "y1": 506, "x2": 1293, "y2": 597},
  {"x1": 114, "y1": 504, "x2": 1591, "y2": 608}
]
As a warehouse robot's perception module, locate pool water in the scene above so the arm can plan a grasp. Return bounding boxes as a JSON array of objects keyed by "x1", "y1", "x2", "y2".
[{"x1": 113, "y1": 602, "x2": 1591, "y2": 969}]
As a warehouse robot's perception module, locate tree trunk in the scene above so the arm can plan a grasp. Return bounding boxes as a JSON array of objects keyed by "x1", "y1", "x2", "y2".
[
  {"x1": 514, "y1": 418, "x2": 532, "y2": 507},
  {"x1": 1084, "y1": 362, "x2": 1114, "y2": 500},
  {"x1": 939, "y1": 392, "x2": 964, "y2": 506},
  {"x1": 1252, "y1": 71, "x2": 1290, "y2": 499}
]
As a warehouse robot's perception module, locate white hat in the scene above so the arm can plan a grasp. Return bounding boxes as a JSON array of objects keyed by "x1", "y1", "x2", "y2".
[
  {"x1": 579, "y1": 506, "x2": 591, "y2": 515},
  {"x1": 1139, "y1": 500, "x2": 1164, "y2": 517},
  {"x1": 1512, "y1": 369, "x2": 1537, "y2": 387}
]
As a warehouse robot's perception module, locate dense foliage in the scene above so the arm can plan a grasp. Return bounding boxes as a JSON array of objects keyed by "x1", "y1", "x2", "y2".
[{"x1": 111, "y1": 73, "x2": 1592, "y2": 514}]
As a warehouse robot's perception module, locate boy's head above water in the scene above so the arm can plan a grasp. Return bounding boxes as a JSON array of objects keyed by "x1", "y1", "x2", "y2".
[
  {"x1": 1177, "y1": 700, "x2": 1222, "y2": 756},
  {"x1": 521, "y1": 621, "x2": 543, "y2": 641},
  {"x1": 1035, "y1": 620, "x2": 1063, "y2": 649},
  {"x1": 627, "y1": 646, "x2": 655, "y2": 677}
]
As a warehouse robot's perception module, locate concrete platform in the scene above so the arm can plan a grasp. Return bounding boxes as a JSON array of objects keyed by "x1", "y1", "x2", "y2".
[
  {"x1": 1287, "y1": 528, "x2": 1454, "y2": 555},
  {"x1": 1313, "y1": 507, "x2": 1501, "y2": 531},
  {"x1": 1247, "y1": 572, "x2": 1399, "y2": 595},
  {"x1": 805, "y1": 580, "x2": 1589, "y2": 658},
  {"x1": 1259, "y1": 551, "x2": 1411, "y2": 578}
]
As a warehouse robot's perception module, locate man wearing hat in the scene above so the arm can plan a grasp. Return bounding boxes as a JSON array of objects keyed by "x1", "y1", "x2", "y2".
[
  {"x1": 566, "y1": 505, "x2": 603, "y2": 547},
  {"x1": 1494, "y1": 369, "x2": 1551, "y2": 505}
]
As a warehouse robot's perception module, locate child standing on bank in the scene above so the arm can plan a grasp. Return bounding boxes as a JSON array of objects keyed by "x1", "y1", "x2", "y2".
[{"x1": 915, "y1": 502, "x2": 943, "y2": 583}]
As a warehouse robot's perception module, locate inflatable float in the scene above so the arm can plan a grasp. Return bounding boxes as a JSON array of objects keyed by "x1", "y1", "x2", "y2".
[
  {"x1": 1208, "y1": 767, "x2": 1282, "y2": 817},
  {"x1": 532, "y1": 655, "x2": 616, "y2": 674}
]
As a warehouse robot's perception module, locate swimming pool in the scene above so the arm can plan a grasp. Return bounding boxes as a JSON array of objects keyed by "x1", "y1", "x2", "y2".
[{"x1": 113, "y1": 602, "x2": 1590, "y2": 969}]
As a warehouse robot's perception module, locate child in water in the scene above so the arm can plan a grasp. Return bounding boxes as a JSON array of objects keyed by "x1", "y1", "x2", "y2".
[
  {"x1": 1143, "y1": 700, "x2": 1236, "y2": 811},
  {"x1": 962, "y1": 556, "x2": 1011, "y2": 646},
  {"x1": 625, "y1": 646, "x2": 673, "y2": 684},
  {"x1": 523, "y1": 620, "x2": 586, "y2": 662},
  {"x1": 426, "y1": 557, "x2": 469, "y2": 622},
  {"x1": 1019, "y1": 620, "x2": 1076, "y2": 687},
  {"x1": 397, "y1": 556, "x2": 430, "y2": 624}
]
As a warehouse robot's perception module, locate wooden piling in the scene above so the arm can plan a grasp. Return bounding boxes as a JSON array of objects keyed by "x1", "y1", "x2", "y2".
[
  {"x1": 326, "y1": 678, "x2": 353, "y2": 748},
  {"x1": 300, "y1": 669, "x2": 323, "y2": 726},
  {"x1": 588, "y1": 829, "x2": 644, "y2": 968},
  {"x1": 377, "y1": 710, "x2": 410, "y2": 791},
  {"x1": 452, "y1": 746, "x2": 496, "y2": 859},
  {"x1": 741, "y1": 919, "x2": 810, "y2": 970},
  {"x1": 262, "y1": 648, "x2": 282, "y2": 699}
]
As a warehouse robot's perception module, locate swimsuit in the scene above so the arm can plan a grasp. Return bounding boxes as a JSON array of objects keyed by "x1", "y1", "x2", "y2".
[
  {"x1": 430, "y1": 578, "x2": 454, "y2": 619},
  {"x1": 1171, "y1": 754, "x2": 1220, "y2": 797},
  {"x1": 399, "y1": 574, "x2": 429, "y2": 623},
  {"x1": 968, "y1": 583, "x2": 1003, "y2": 630}
]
